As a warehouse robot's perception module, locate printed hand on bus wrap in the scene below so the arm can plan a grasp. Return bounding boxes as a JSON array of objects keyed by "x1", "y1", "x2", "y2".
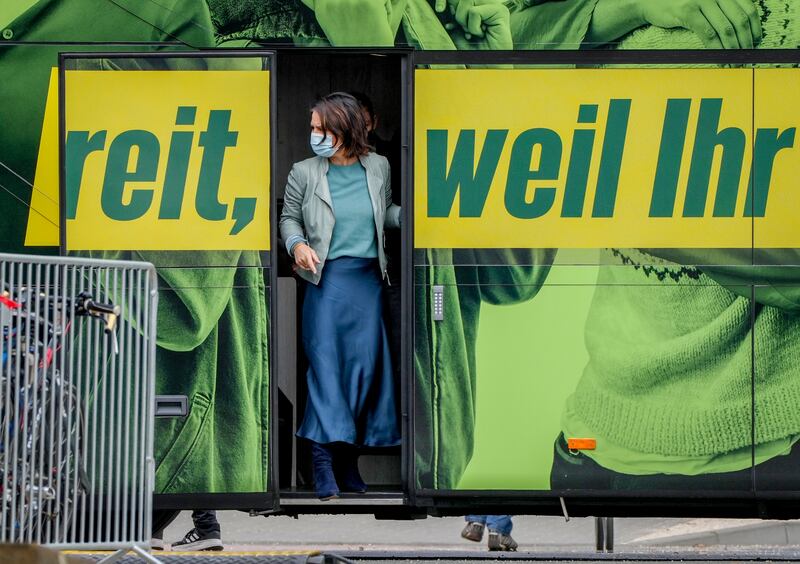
[
  {"x1": 433, "y1": 0, "x2": 513, "y2": 48},
  {"x1": 587, "y1": 0, "x2": 762, "y2": 48}
]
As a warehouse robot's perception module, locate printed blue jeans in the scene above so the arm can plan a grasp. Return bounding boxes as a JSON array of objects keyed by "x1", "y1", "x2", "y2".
[{"x1": 465, "y1": 515, "x2": 513, "y2": 535}]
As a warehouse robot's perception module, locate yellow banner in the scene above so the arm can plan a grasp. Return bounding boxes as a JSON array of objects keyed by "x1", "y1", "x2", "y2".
[
  {"x1": 63, "y1": 70, "x2": 270, "y2": 251},
  {"x1": 414, "y1": 68, "x2": 799, "y2": 248}
]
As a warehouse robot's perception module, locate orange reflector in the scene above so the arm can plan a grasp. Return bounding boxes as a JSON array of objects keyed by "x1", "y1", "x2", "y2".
[{"x1": 567, "y1": 438, "x2": 596, "y2": 450}]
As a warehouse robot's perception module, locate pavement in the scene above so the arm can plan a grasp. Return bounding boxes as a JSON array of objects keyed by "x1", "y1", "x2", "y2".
[
  {"x1": 48, "y1": 512, "x2": 800, "y2": 563},
  {"x1": 156, "y1": 512, "x2": 800, "y2": 553}
]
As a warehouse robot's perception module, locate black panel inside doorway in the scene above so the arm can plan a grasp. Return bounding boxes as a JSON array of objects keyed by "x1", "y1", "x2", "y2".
[
  {"x1": 274, "y1": 52, "x2": 404, "y2": 494},
  {"x1": 275, "y1": 53, "x2": 402, "y2": 201}
]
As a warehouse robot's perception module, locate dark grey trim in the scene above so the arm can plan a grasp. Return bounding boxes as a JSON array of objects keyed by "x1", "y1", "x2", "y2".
[{"x1": 412, "y1": 48, "x2": 800, "y2": 66}]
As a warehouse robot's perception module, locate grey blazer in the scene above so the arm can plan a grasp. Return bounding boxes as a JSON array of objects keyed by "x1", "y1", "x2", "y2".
[{"x1": 279, "y1": 152, "x2": 401, "y2": 285}]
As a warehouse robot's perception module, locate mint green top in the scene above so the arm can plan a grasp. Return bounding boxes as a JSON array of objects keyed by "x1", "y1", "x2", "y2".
[{"x1": 326, "y1": 161, "x2": 378, "y2": 260}]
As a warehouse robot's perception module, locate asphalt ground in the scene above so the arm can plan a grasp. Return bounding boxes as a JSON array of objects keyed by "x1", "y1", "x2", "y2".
[
  {"x1": 156, "y1": 512, "x2": 800, "y2": 552},
  {"x1": 50, "y1": 512, "x2": 800, "y2": 563},
  {"x1": 69, "y1": 554, "x2": 800, "y2": 563}
]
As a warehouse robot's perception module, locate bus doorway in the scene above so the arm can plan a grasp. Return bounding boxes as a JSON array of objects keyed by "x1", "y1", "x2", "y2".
[{"x1": 273, "y1": 50, "x2": 410, "y2": 507}]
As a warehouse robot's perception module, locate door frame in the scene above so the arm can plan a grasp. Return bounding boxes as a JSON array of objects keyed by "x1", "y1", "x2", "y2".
[{"x1": 270, "y1": 48, "x2": 416, "y2": 513}]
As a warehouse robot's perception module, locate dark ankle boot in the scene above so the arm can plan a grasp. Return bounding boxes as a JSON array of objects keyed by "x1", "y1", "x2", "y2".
[
  {"x1": 310, "y1": 442, "x2": 339, "y2": 500},
  {"x1": 334, "y1": 446, "x2": 367, "y2": 493}
]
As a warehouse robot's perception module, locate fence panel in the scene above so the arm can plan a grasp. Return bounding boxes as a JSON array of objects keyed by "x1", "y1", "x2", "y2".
[{"x1": 0, "y1": 253, "x2": 158, "y2": 559}]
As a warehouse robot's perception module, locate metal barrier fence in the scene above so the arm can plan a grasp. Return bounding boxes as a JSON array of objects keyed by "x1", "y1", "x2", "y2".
[{"x1": 0, "y1": 253, "x2": 159, "y2": 562}]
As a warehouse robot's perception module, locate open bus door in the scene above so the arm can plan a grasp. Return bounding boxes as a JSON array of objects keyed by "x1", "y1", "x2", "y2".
[{"x1": 272, "y1": 49, "x2": 417, "y2": 516}]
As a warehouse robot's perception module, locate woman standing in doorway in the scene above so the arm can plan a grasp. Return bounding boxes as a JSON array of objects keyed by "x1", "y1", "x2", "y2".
[{"x1": 280, "y1": 92, "x2": 401, "y2": 500}]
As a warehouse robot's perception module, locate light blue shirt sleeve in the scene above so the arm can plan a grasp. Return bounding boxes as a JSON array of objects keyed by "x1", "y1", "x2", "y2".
[{"x1": 285, "y1": 234, "x2": 307, "y2": 256}]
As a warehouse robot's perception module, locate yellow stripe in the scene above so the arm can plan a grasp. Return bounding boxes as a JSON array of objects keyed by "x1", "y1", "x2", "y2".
[{"x1": 64, "y1": 550, "x2": 321, "y2": 556}]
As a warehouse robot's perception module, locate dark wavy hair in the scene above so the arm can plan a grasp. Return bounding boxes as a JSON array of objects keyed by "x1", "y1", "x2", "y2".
[{"x1": 311, "y1": 92, "x2": 372, "y2": 158}]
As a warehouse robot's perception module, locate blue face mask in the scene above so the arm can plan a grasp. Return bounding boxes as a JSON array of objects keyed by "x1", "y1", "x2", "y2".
[{"x1": 310, "y1": 132, "x2": 339, "y2": 158}]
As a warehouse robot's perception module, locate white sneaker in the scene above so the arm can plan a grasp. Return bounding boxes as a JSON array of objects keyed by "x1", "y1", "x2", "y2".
[{"x1": 151, "y1": 537, "x2": 168, "y2": 550}]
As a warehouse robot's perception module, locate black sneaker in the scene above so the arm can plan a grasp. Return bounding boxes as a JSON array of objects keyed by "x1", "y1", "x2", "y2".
[
  {"x1": 171, "y1": 528, "x2": 223, "y2": 552},
  {"x1": 461, "y1": 521, "x2": 485, "y2": 542},
  {"x1": 488, "y1": 531, "x2": 518, "y2": 551}
]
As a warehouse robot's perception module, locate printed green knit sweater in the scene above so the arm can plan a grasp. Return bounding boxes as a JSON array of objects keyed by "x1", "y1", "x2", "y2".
[
  {"x1": 565, "y1": 248, "x2": 800, "y2": 460},
  {"x1": 571, "y1": 0, "x2": 800, "y2": 464},
  {"x1": 417, "y1": 247, "x2": 800, "y2": 489}
]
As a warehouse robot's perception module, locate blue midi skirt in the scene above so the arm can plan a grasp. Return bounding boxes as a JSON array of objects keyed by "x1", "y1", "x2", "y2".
[{"x1": 297, "y1": 257, "x2": 400, "y2": 447}]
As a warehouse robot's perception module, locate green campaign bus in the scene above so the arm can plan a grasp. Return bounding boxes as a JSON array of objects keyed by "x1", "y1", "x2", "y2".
[{"x1": 2, "y1": 0, "x2": 800, "y2": 520}]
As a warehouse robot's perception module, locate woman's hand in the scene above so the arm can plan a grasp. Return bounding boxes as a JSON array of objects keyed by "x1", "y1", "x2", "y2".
[
  {"x1": 587, "y1": 0, "x2": 762, "y2": 49},
  {"x1": 293, "y1": 243, "x2": 321, "y2": 274}
]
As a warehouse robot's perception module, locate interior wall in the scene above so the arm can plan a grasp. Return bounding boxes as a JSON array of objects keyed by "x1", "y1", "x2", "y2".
[{"x1": 275, "y1": 53, "x2": 402, "y2": 202}]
